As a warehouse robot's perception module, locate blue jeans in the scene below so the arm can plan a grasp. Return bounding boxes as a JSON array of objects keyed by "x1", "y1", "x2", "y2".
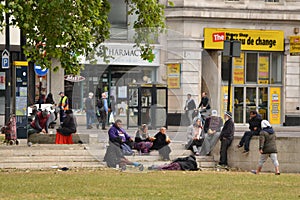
[{"x1": 86, "y1": 109, "x2": 95, "y2": 128}]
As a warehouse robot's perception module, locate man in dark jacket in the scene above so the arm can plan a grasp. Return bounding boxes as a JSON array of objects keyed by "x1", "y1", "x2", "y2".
[
  {"x1": 184, "y1": 94, "x2": 196, "y2": 125},
  {"x1": 198, "y1": 92, "x2": 211, "y2": 111},
  {"x1": 218, "y1": 111, "x2": 235, "y2": 167},
  {"x1": 238, "y1": 110, "x2": 262, "y2": 153},
  {"x1": 251, "y1": 120, "x2": 280, "y2": 175}
]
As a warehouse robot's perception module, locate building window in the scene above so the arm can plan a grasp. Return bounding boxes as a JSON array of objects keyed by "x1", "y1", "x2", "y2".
[
  {"x1": 246, "y1": 53, "x2": 258, "y2": 83},
  {"x1": 108, "y1": 0, "x2": 127, "y2": 39},
  {"x1": 221, "y1": 51, "x2": 282, "y2": 84},
  {"x1": 265, "y1": 0, "x2": 279, "y2": 2},
  {"x1": 271, "y1": 53, "x2": 282, "y2": 84}
]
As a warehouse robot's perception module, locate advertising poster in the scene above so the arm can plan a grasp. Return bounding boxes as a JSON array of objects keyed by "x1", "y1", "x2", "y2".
[
  {"x1": 221, "y1": 86, "x2": 232, "y2": 120},
  {"x1": 118, "y1": 86, "x2": 127, "y2": 99},
  {"x1": 258, "y1": 56, "x2": 269, "y2": 84},
  {"x1": 0, "y1": 72, "x2": 5, "y2": 90},
  {"x1": 289, "y1": 36, "x2": 300, "y2": 56},
  {"x1": 233, "y1": 53, "x2": 244, "y2": 84},
  {"x1": 167, "y1": 63, "x2": 181, "y2": 89},
  {"x1": 269, "y1": 87, "x2": 281, "y2": 125}
]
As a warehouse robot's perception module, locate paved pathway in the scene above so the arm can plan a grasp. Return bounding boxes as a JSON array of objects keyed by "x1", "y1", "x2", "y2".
[{"x1": 76, "y1": 123, "x2": 300, "y2": 144}]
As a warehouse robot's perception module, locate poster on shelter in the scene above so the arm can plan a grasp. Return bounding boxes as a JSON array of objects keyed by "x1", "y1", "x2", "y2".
[{"x1": 0, "y1": 72, "x2": 5, "y2": 90}]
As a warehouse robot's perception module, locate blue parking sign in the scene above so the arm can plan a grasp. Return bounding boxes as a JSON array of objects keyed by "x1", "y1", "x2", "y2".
[{"x1": 2, "y1": 49, "x2": 10, "y2": 69}]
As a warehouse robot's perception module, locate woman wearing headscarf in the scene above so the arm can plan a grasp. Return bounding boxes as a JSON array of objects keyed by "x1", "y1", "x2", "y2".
[
  {"x1": 134, "y1": 124, "x2": 155, "y2": 154},
  {"x1": 251, "y1": 120, "x2": 280, "y2": 175},
  {"x1": 55, "y1": 109, "x2": 77, "y2": 144},
  {"x1": 185, "y1": 117, "x2": 204, "y2": 156}
]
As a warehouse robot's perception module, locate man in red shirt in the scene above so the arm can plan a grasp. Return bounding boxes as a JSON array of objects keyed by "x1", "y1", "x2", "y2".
[{"x1": 27, "y1": 109, "x2": 52, "y2": 135}]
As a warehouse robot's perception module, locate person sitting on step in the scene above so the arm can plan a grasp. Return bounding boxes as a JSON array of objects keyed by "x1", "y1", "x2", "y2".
[
  {"x1": 185, "y1": 117, "x2": 204, "y2": 156},
  {"x1": 134, "y1": 124, "x2": 155, "y2": 154},
  {"x1": 151, "y1": 127, "x2": 172, "y2": 161}
]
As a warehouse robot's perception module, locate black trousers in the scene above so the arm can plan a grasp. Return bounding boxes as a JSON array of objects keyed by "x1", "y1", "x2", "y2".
[
  {"x1": 239, "y1": 131, "x2": 252, "y2": 151},
  {"x1": 97, "y1": 110, "x2": 107, "y2": 129},
  {"x1": 219, "y1": 138, "x2": 232, "y2": 166}
]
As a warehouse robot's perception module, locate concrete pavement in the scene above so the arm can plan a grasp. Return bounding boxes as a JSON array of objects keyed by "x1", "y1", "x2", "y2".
[{"x1": 75, "y1": 122, "x2": 300, "y2": 145}]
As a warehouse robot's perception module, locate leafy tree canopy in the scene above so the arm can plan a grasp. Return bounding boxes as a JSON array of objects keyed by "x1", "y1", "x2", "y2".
[{"x1": 1, "y1": 0, "x2": 166, "y2": 75}]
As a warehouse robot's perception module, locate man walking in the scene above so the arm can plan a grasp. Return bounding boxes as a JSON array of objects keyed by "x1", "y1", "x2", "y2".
[
  {"x1": 85, "y1": 92, "x2": 95, "y2": 129},
  {"x1": 96, "y1": 92, "x2": 108, "y2": 130},
  {"x1": 58, "y1": 91, "x2": 69, "y2": 124},
  {"x1": 184, "y1": 94, "x2": 196, "y2": 125}
]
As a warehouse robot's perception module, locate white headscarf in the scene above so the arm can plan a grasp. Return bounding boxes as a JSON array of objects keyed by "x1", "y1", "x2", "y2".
[{"x1": 261, "y1": 120, "x2": 271, "y2": 129}]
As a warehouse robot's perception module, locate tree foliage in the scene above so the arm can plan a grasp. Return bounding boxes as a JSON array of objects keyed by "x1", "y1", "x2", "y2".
[{"x1": 1, "y1": 0, "x2": 165, "y2": 75}]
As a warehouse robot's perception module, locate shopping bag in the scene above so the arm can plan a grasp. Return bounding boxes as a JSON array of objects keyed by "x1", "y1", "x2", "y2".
[{"x1": 109, "y1": 113, "x2": 115, "y2": 123}]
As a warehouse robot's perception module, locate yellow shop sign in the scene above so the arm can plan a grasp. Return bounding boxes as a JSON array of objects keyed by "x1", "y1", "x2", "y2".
[{"x1": 204, "y1": 28, "x2": 284, "y2": 51}]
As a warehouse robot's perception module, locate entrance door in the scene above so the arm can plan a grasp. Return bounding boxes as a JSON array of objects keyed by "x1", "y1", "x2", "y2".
[
  {"x1": 258, "y1": 87, "x2": 268, "y2": 120},
  {"x1": 233, "y1": 87, "x2": 244, "y2": 123},
  {"x1": 246, "y1": 87, "x2": 257, "y2": 120}
]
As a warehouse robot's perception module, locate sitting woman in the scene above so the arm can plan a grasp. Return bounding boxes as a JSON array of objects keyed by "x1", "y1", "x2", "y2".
[
  {"x1": 134, "y1": 124, "x2": 155, "y2": 154},
  {"x1": 55, "y1": 109, "x2": 77, "y2": 144},
  {"x1": 186, "y1": 117, "x2": 204, "y2": 156}
]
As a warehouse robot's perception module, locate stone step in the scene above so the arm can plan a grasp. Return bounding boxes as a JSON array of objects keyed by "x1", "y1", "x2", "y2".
[
  {"x1": 0, "y1": 161, "x2": 105, "y2": 169},
  {"x1": 0, "y1": 142, "x2": 218, "y2": 170},
  {"x1": 0, "y1": 155, "x2": 100, "y2": 163},
  {"x1": 199, "y1": 161, "x2": 217, "y2": 168}
]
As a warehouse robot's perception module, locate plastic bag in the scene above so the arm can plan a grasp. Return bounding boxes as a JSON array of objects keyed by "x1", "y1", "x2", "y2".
[{"x1": 109, "y1": 113, "x2": 115, "y2": 123}]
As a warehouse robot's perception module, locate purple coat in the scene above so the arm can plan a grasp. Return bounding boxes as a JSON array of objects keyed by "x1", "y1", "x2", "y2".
[{"x1": 108, "y1": 124, "x2": 131, "y2": 143}]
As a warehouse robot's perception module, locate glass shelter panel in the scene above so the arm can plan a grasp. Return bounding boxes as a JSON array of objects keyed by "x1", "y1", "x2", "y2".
[
  {"x1": 141, "y1": 88, "x2": 152, "y2": 125},
  {"x1": 128, "y1": 87, "x2": 138, "y2": 127},
  {"x1": 153, "y1": 88, "x2": 167, "y2": 127}
]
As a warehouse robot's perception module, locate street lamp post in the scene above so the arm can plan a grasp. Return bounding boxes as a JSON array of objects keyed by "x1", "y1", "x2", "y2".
[
  {"x1": 4, "y1": 0, "x2": 11, "y2": 124},
  {"x1": 223, "y1": 40, "x2": 241, "y2": 112}
]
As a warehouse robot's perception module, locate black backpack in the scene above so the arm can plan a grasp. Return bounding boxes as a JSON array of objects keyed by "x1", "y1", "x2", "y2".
[{"x1": 97, "y1": 99, "x2": 103, "y2": 108}]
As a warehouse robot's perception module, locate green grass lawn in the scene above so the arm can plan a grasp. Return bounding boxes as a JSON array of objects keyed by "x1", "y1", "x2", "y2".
[{"x1": 0, "y1": 168, "x2": 299, "y2": 200}]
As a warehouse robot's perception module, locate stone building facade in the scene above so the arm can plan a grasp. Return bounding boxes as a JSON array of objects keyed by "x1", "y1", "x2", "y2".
[{"x1": 163, "y1": 0, "x2": 300, "y2": 125}]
